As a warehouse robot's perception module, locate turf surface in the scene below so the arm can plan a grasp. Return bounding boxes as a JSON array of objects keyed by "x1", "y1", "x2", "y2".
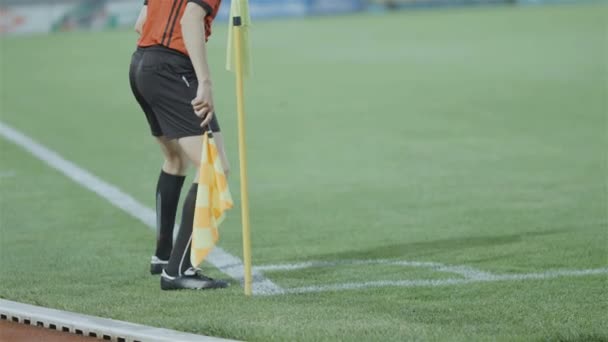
[{"x1": 1, "y1": 3, "x2": 607, "y2": 341}]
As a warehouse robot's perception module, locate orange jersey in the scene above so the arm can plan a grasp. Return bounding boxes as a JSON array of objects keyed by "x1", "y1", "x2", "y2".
[{"x1": 138, "y1": 0, "x2": 222, "y2": 56}]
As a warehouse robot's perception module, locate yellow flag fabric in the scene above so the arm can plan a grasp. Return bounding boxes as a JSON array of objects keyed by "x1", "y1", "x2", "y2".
[
  {"x1": 191, "y1": 132, "x2": 233, "y2": 267},
  {"x1": 226, "y1": 0, "x2": 252, "y2": 76}
]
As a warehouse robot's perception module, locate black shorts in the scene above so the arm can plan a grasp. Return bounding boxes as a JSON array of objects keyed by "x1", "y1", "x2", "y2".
[{"x1": 128, "y1": 45, "x2": 220, "y2": 139}]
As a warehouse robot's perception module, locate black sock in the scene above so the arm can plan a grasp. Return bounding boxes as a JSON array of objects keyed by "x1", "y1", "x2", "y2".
[
  {"x1": 155, "y1": 170, "x2": 185, "y2": 260},
  {"x1": 165, "y1": 183, "x2": 197, "y2": 277}
]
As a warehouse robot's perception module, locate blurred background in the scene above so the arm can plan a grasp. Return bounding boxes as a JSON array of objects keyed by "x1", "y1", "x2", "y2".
[{"x1": 0, "y1": 0, "x2": 587, "y2": 35}]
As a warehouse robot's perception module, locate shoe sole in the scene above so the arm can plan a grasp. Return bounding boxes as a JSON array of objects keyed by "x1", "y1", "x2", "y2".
[{"x1": 160, "y1": 278, "x2": 230, "y2": 291}]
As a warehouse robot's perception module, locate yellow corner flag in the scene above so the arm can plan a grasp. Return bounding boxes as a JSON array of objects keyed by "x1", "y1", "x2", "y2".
[
  {"x1": 191, "y1": 132, "x2": 233, "y2": 267},
  {"x1": 226, "y1": 0, "x2": 254, "y2": 296},
  {"x1": 226, "y1": 0, "x2": 252, "y2": 76}
]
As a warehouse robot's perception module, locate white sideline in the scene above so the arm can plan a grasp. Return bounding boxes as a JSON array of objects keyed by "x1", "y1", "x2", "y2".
[
  {"x1": 3, "y1": 120, "x2": 607, "y2": 298},
  {"x1": 0, "y1": 121, "x2": 284, "y2": 296},
  {"x1": 0, "y1": 299, "x2": 238, "y2": 342}
]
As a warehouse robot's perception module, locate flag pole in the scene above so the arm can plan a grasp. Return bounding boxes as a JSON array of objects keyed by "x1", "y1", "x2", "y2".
[{"x1": 233, "y1": 15, "x2": 253, "y2": 296}]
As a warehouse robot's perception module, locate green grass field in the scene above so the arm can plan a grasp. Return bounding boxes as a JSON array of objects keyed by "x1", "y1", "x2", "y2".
[{"x1": 1, "y1": 3, "x2": 607, "y2": 341}]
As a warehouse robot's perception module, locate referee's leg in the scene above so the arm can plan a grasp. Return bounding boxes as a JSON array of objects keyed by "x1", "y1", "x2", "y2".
[
  {"x1": 129, "y1": 49, "x2": 188, "y2": 274},
  {"x1": 160, "y1": 134, "x2": 228, "y2": 290},
  {"x1": 150, "y1": 137, "x2": 188, "y2": 274},
  {"x1": 162, "y1": 135, "x2": 202, "y2": 278},
  {"x1": 134, "y1": 50, "x2": 228, "y2": 289}
]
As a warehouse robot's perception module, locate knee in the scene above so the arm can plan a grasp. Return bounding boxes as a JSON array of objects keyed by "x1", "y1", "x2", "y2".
[{"x1": 163, "y1": 152, "x2": 189, "y2": 175}]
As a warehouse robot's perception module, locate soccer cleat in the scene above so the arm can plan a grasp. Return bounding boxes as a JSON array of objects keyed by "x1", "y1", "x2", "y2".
[
  {"x1": 160, "y1": 268, "x2": 230, "y2": 290},
  {"x1": 150, "y1": 256, "x2": 169, "y2": 275}
]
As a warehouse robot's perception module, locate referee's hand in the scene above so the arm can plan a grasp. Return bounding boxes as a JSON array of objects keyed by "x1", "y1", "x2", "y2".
[{"x1": 192, "y1": 81, "x2": 214, "y2": 127}]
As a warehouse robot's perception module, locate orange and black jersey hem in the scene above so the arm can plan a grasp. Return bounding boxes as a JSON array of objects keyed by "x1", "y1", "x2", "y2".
[
  {"x1": 143, "y1": 0, "x2": 213, "y2": 14},
  {"x1": 138, "y1": 0, "x2": 221, "y2": 56},
  {"x1": 160, "y1": 0, "x2": 184, "y2": 47},
  {"x1": 189, "y1": 0, "x2": 213, "y2": 15}
]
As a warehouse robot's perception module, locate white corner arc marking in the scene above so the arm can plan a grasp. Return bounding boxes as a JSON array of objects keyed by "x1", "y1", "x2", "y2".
[
  {"x1": 254, "y1": 259, "x2": 608, "y2": 295},
  {"x1": 0, "y1": 121, "x2": 283, "y2": 296}
]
